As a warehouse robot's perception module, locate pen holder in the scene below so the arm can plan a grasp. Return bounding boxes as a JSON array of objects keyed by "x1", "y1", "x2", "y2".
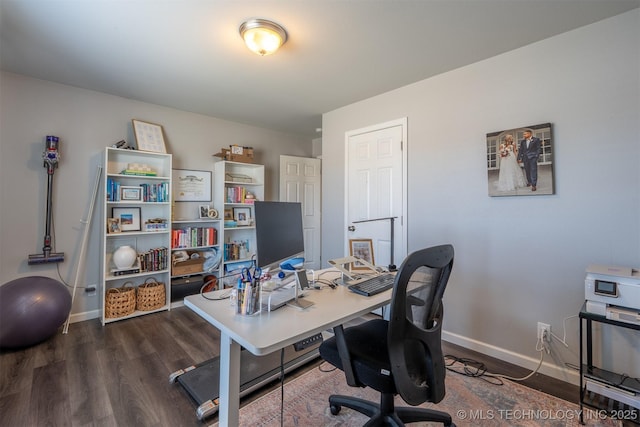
[{"x1": 236, "y1": 280, "x2": 261, "y2": 316}]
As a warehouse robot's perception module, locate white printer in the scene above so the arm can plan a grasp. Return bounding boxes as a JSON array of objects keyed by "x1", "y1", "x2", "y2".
[{"x1": 585, "y1": 264, "x2": 640, "y2": 325}]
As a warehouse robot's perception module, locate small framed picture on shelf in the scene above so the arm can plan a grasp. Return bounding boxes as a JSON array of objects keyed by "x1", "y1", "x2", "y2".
[
  {"x1": 208, "y1": 207, "x2": 219, "y2": 219},
  {"x1": 120, "y1": 186, "x2": 142, "y2": 201},
  {"x1": 199, "y1": 205, "x2": 210, "y2": 219},
  {"x1": 224, "y1": 208, "x2": 233, "y2": 220},
  {"x1": 107, "y1": 218, "x2": 121, "y2": 234},
  {"x1": 349, "y1": 238, "x2": 375, "y2": 270},
  {"x1": 112, "y1": 207, "x2": 141, "y2": 232},
  {"x1": 233, "y1": 207, "x2": 251, "y2": 226},
  {"x1": 132, "y1": 119, "x2": 167, "y2": 153}
]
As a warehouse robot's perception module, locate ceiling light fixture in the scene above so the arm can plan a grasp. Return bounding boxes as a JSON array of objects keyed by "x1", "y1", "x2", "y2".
[{"x1": 239, "y1": 18, "x2": 288, "y2": 56}]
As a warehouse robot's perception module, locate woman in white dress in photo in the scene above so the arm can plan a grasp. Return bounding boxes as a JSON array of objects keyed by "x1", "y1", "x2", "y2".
[{"x1": 497, "y1": 134, "x2": 526, "y2": 192}]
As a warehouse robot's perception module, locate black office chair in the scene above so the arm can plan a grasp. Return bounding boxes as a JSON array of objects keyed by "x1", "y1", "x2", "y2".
[{"x1": 319, "y1": 245, "x2": 455, "y2": 427}]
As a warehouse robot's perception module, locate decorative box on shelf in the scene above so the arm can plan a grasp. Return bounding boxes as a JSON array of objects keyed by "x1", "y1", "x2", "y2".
[
  {"x1": 225, "y1": 172, "x2": 253, "y2": 183},
  {"x1": 145, "y1": 218, "x2": 169, "y2": 232},
  {"x1": 172, "y1": 258, "x2": 204, "y2": 276},
  {"x1": 213, "y1": 145, "x2": 254, "y2": 163}
]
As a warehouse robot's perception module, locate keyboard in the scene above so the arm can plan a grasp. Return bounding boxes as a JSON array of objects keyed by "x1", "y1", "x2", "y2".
[{"x1": 348, "y1": 273, "x2": 395, "y2": 296}]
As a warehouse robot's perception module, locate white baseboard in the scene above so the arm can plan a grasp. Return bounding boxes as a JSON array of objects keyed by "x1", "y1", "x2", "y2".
[
  {"x1": 69, "y1": 309, "x2": 101, "y2": 323},
  {"x1": 69, "y1": 301, "x2": 184, "y2": 324},
  {"x1": 70, "y1": 309, "x2": 578, "y2": 386},
  {"x1": 442, "y1": 330, "x2": 580, "y2": 386}
]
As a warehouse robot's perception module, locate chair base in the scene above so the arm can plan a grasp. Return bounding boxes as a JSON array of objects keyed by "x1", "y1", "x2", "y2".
[{"x1": 328, "y1": 394, "x2": 455, "y2": 427}]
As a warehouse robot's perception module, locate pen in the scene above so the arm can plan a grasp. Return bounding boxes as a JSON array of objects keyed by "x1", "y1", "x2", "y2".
[
  {"x1": 237, "y1": 278, "x2": 244, "y2": 314},
  {"x1": 245, "y1": 282, "x2": 252, "y2": 314}
]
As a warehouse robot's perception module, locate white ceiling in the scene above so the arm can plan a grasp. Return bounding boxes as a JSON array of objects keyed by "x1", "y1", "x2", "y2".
[{"x1": 2, "y1": 1, "x2": 638, "y2": 138}]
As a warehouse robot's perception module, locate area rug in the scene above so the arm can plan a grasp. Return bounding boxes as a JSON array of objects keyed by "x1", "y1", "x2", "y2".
[{"x1": 213, "y1": 363, "x2": 622, "y2": 427}]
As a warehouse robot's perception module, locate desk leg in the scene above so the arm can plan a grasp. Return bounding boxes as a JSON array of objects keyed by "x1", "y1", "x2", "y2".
[
  {"x1": 580, "y1": 317, "x2": 584, "y2": 424},
  {"x1": 218, "y1": 332, "x2": 241, "y2": 427}
]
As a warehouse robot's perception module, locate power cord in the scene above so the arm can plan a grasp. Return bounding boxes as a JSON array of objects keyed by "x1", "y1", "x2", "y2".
[
  {"x1": 549, "y1": 315, "x2": 577, "y2": 348},
  {"x1": 279, "y1": 348, "x2": 285, "y2": 427},
  {"x1": 445, "y1": 335, "x2": 547, "y2": 384},
  {"x1": 319, "y1": 361, "x2": 338, "y2": 373}
]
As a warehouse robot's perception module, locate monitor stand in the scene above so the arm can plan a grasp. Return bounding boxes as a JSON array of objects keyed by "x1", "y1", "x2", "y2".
[
  {"x1": 286, "y1": 298, "x2": 314, "y2": 310},
  {"x1": 286, "y1": 281, "x2": 314, "y2": 310}
]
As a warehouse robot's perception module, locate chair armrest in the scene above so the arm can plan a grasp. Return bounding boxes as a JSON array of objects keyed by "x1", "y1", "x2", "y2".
[{"x1": 332, "y1": 325, "x2": 358, "y2": 387}]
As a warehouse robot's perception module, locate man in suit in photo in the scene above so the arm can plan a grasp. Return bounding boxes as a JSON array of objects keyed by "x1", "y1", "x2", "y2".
[{"x1": 517, "y1": 130, "x2": 541, "y2": 191}]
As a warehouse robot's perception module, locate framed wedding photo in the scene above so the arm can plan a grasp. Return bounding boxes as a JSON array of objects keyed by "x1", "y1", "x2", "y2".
[
  {"x1": 486, "y1": 122, "x2": 554, "y2": 197},
  {"x1": 112, "y1": 207, "x2": 141, "y2": 232},
  {"x1": 132, "y1": 119, "x2": 167, "y2": 153},
  {"x1": 349, "y1": 238, "x2": 375, "y2": 270}
]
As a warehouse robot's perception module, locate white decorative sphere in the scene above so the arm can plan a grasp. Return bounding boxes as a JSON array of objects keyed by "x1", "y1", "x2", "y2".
[{"x1": 113, "y1": 245, "x2": 137, "y2": 269}]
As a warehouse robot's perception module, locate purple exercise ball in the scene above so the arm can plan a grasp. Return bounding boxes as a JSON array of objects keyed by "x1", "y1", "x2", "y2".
[{"x1": 0, "y1": 276, "x2": 72, "y2": 349}]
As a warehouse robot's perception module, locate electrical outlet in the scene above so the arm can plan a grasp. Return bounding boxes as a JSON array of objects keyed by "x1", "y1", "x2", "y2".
[
  {"x1": 537, "y1": 322, "x2": 551, "y2": 342},
  {"x1": 85, "y1": 285, "x2": 97, "y2": 296}
]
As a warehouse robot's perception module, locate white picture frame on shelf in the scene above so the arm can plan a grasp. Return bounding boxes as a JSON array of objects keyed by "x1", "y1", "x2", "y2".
[
  {"x1": 199, "y1": 205, "x2": 210, "y2": 219},
  {"x1": 120, "y1": 186, "x2": 142, "y2": 201},
  {"x1": 233, "y1": 207, "x2": 251, "y2": 226},
  {"x1": 132, "y1": 119, "x2": 167, "y2": 153}
]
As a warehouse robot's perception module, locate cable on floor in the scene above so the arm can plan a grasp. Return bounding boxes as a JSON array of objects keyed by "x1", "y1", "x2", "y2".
[
  {"x1": 444, "y1": 355, "x2": 504, "y2": 385},
  {"x1": 318, "y1": 361, "x2": 338, "y2": 373},
  {"x1": 445, "y1": 335, "x2": 547, "y2": 384}
]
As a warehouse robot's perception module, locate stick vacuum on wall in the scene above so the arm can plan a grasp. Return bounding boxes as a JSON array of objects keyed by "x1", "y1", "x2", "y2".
[{"x1": 28, "y1": 136, "x2": 65, "y2": 264}]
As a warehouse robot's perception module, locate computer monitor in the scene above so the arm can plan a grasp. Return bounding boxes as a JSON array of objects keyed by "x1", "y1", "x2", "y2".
[{"x1": 254, "y1": 201, "x2": 305, "y2": 272}]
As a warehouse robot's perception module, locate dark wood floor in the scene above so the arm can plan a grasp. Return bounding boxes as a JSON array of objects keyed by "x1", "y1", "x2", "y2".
[{"x1": 0, "y1": 307, "x2": 577, "y2": 426}]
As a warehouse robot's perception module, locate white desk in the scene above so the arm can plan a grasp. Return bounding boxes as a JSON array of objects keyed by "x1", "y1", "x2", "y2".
[{"x1": 184, "y1": 269, "x2": 392, "y2": 426}]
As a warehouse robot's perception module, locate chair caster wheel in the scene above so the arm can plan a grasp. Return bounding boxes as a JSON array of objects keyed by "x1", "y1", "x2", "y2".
[{"x1": 330, "y1": 404, "x2": 341, "y2": 415}]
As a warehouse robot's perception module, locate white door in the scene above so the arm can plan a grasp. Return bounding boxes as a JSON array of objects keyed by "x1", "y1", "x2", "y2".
[
  {"x1": 346, "y1": 119, "x2": 407, "y2": 270},
  {"x1": 279, "y1": 155, "x2": 322, "y2": 270}
]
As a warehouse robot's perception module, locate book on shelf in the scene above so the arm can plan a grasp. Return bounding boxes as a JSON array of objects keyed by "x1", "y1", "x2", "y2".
[
  {"x1": 139, "y1": 182, "x2": 169, "y2": 202},
  {"x1": 111, "y1": 261, "x2": 141, "y2": 276},
  {"x1": 171, "y1": 227, "x2": 217, "y2": 248},
  {"x1": 121, "y1": 169, "x2": 157, "y2": 176},
  {"x1": 224, "y1": 239, "x2": 250, "y2": 261},
  {"x1": 137, "y1": 247, "x2": 169, "y2": 272},
  {"x1": 226, "y1": 186, "x2": 249, "y2": 203},
  {"x1": 106, "y1": 179, "x2": 169, "y2": 202}
]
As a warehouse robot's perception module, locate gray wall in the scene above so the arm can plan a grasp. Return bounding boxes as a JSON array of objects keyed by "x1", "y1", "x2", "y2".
[
  {"x1": 0, "y1": 73, "x2": 311, "y2": 320},
  {"x1": 322, "y1": 10, "x2": 640, "y2": 381}
]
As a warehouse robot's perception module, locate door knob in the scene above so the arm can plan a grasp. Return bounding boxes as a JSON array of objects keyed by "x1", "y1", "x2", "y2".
[{"x1": 348, "y1": 225, "x2": 355, "y2": 232}]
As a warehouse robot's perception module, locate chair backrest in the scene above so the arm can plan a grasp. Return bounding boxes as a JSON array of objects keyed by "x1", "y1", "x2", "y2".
[{"x1": 387, "y1": 244, "x2": 454, "y2": 406}]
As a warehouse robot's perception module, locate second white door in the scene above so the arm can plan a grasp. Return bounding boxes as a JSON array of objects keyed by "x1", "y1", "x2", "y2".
[
  {"x1": 279, "y1": 155, "x2": 322, "y2": 270},
  {"x1": 346, "y1": 119, "x2": 407, "y2": 269}
]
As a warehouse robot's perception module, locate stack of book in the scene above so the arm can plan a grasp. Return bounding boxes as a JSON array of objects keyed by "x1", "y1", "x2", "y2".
[
  {"x1": 171, "y1": 227, "x2": 217, "y2": 248},
  {"x1": 137, "y1": 247, "x2": 169, "y2": 272}
]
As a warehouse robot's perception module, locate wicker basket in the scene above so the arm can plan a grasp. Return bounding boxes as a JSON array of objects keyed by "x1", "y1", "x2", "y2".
[
  {"x1": 105, "y1": 282, "x2": 136, "y2": 318},
  {"x1": 136, "y1": 277, "x2": 166, "y2": 311}
]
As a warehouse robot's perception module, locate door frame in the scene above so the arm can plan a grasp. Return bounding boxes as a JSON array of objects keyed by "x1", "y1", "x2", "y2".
[{"x1": 343, "y1": 117, "x2": 408, "y2": 264}]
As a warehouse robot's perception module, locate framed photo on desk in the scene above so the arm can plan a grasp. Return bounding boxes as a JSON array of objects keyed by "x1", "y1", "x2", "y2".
[{"x1": 349, "y1": 238, "x2": 375, "y2": 270}]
